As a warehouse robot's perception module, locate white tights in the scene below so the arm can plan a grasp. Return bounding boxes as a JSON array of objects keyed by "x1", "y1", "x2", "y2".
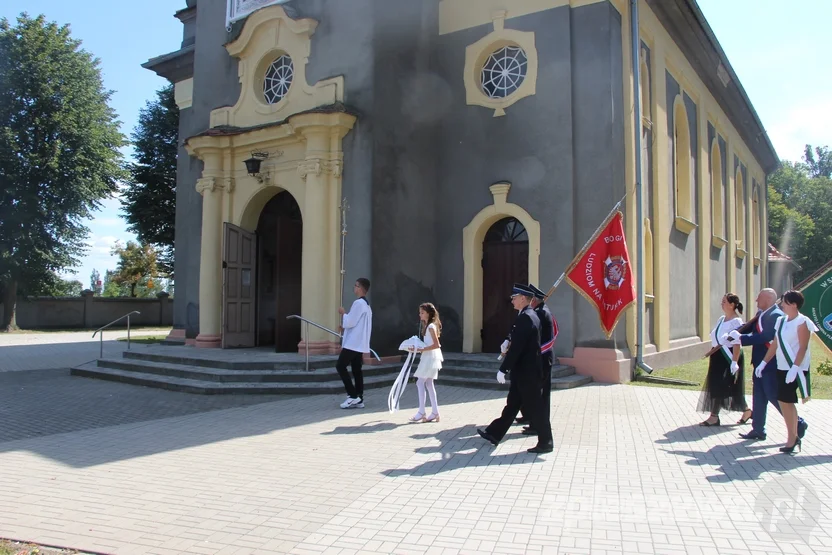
[{"x1": 416, "y1": 377, "x2": 439, "y2": 415}]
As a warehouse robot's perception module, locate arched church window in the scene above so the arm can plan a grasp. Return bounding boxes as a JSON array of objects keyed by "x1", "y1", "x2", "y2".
[
  {"x1": 481, "y1": 45, "x2": 528, "y2": 99},
  {"x1": 485, "y1": 217, "x2": 528, "y2": 242},
  {"x1": 711, "y1": 138, "x2": 725, "y2": 243},
  {"x1": 263, "y1": 54, "x2": 294, "y2": 104}
]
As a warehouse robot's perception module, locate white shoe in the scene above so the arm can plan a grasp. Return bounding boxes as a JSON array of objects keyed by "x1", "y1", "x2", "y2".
[{"x1": 340, "y1": 397, "x2": 363, "y2": 409}]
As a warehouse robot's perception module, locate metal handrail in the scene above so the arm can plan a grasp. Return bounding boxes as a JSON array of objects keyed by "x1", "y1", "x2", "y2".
[
  {"x1": 286, "y1": 314, "x2": 381, "y2": 372},
  {"x1": 92, "y1": 311, "x2": 141, "y2": 358}
]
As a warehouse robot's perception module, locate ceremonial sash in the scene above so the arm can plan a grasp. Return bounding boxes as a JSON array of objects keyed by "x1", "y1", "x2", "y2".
[
  {"x1": 712, "y1": 316, "x2": 733, "y2": 362},
  {"x1": 756, "y1": 309, "x2": 772, "y2": 348},
  {"x1": 541, "y1": 315, "x2": 558, "y2": 353},
  {"x1": 776, "y1": 318, "x2": 810, "y2": 400}
]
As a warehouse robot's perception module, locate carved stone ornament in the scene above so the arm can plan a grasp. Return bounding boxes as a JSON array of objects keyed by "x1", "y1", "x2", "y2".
[
  {"x1": 195, "y1": 177, "x2": 216, "y2": 195},
  {"x1": 297, "y1": 160, "x2": 323, "y2": 180}
]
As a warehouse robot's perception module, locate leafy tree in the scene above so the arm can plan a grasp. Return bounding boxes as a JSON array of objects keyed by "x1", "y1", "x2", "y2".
[
  {"x1": 110, "y1": 240, "x2": 162, "y2": 298},
  {"x1": 804, "y1": 144, "x2": 832, "y2": 179},
  {"x1": 101, "y1": 269, "x2": 128, "y2": 298},
  {"x1": 90, "y1": 268, "x2": 102, "y2": 296},
  {"x1": 0, "y1": 14, "x2": 126, "y2": 331},
  {"x1": 51, "y1": 278, "x2": 83, "y2": 297},
  {"x1": 120, "y1": 85, "x2": 178, "y2": 276}
]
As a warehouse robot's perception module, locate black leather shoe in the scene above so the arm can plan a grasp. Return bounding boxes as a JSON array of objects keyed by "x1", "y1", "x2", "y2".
[
  {"x1": 527, "y1": 443, "x2": 554, "y2": 454},
  {"x1": 477, "y1": 428, "x2": 499, "y2": 446},
  {"x1": 522, "y1": 427, "x2": 537, "y2": 436},
  {"x1": 798, "y1": 421, "x2": 808, "y2": 439},
  {"x1": 739, "y1": 431, "x2": 766, "y2": 440},
  {"x1": 514, "y1": 416, "x2": 529, "y2": 425}
]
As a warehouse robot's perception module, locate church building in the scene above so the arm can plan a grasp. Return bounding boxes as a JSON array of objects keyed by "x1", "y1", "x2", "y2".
[{"x1": 144, "y1": 0, "x2": 778, "y2": 382}]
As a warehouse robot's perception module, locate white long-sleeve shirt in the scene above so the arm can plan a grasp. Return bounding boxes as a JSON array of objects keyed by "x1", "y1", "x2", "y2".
[{"x1": 342, "y1": 297, "x2": 372, "y2": 353}]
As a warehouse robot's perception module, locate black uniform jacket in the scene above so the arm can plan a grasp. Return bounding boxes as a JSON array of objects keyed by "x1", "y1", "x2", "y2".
[
  {"x1": 536, "y1": 303, "x2": 555, "y2": 366},
  {"x1": 499, "y1": 305, "x2": 542, "y2": 380}
]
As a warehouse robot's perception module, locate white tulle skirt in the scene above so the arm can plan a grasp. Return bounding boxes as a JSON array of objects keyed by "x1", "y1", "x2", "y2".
[{"x1": 413, "y1": 349, "x2": 443, "y2": 380}]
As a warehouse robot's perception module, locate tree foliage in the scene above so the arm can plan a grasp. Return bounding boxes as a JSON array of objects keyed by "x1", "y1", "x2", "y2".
[
  {"x1": 121, "y1": 84, "x2": 178, "y2": 276},
  {"x1": 0, "y1": 14, "x2": 126, "y2": 330},
  {"x1": 767, "y1": 145, "x2": 832, "y2": 282},
  {"x1": 90, "y1": 268, "x2": 102, "y2": 296},
  {"x1": 110, "y1": 240, "x2": 162, "y2": 298}
]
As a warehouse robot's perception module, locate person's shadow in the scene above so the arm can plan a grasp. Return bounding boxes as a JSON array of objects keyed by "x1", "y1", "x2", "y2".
[
  {"x1": 320, "y1": 420, "x2": 399, "y2": 435},
  {"x1": 381, "y1": 424, "x2": 543, "y2": 477}
]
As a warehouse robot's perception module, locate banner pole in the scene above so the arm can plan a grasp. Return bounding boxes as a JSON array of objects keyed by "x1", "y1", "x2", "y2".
[{"x1": 543, "y1": 193, "x2": 627, "y2": 300}]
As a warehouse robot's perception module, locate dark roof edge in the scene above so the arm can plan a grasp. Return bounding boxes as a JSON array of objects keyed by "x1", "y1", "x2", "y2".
[
  {"x1": 186, "y1": 102, "x2": 361, "y2": 140},
  {"x1": 685, "y1": 0, "x2": 779, "y2": 173},
  {"x1": 142, "y1": 45, "x2": 195, "y2": 83}
]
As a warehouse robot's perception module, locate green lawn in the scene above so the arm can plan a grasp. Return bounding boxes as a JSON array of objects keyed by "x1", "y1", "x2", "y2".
[{"x1": 633, "y1": 337, "x2": 832, "y2": 399}]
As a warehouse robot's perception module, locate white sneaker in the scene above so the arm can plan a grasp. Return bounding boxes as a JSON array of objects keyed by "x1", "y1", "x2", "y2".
[{"x1": 340, "y1": 397, "x2": 363, "y2": 409}]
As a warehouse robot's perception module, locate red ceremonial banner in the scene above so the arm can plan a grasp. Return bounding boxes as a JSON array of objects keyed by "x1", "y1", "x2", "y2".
[{"x1": 565, "y1": 211, "x2": 636, "y2": 338}]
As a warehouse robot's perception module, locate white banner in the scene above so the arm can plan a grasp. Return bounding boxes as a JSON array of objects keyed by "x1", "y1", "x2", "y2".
[{"x1": 227, "y1": 0, "x2": 290, "y2": 29}]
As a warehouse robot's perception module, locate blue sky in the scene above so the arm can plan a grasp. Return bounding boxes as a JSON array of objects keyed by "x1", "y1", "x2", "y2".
[{"x1": 3, "y1": 0, "x2": 830, "y2": 285}]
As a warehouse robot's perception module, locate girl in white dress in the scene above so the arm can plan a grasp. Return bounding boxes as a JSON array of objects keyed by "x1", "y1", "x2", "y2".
[
  {"x1": 757, "y1": 290, "x2": 820, "y2": 453},
  {"x1": 409, "y1": 303, "x2": 444, "y2": 423}
]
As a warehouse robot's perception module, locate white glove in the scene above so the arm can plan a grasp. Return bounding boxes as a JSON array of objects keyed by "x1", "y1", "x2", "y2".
[
  {"x1": 496, "y1": 371, "x2": 506, "y2": 384},
  {"x1": 785, "y1": 364, "x2": 800, "y2": 384},
  {"x1": 755, "y1": 361, "x2": 766, "y2": 378},
  {"x1": 730, "y1": 361, "x2": 739, "y2": 375},
  {"x1": 727, "y1": 330, "x2": 742, "y2": 345},
  {"x1": 500, "y1": 340, "x2": 509, "y2": 354}
]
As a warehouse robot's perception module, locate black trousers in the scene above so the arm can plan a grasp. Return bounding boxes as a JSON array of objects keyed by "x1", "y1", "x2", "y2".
[
  {"x1": 486, "y1": 374, "x2": 553, "y2": 446},
  {"x1": 519, "y1": 361, "x2": 552, "y2": 426},
  {"x1": 336, "y1": 348, "x2": 364, "y2": 399}
]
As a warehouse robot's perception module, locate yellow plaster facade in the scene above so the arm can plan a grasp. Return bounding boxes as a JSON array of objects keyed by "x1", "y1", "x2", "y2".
[
  {"x1": 439, "y1": 0, "x2": 621, "y2": 35},
  {"x1": 185, "y1": 5, "x2": 355, "y2": 350},
  {"x1": 622, "y1": 0, "x2": 768, "y2": 353},
  {"x1": 462, "y1": 183, "x2": 541, "y2": 352}
]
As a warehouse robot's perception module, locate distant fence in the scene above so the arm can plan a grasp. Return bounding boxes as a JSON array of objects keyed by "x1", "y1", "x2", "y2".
[{"x1": 0, "y1": 291, "x2": 173, "y2": 329}]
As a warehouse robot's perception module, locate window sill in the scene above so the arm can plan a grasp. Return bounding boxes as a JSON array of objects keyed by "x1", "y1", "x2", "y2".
[
  {"x1": 736, "y1": 248, "x2": 747, "y2": 260},
  {"x1": 674, "y1": 216, "x2": 697, "y2": 235},
  {"x1": 711, "y1": 235, "x2": 727, "y2": 249},
  {"x1": 645, "y1": 294, "x2": 655, "y2": 304},
  {"x1": 753, "y1": 256, "x2": 762, "y2": 267}
]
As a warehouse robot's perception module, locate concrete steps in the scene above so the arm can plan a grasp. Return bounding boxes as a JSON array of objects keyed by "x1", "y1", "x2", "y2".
[{"x1": 71, "y1": 346, "x2": 593, "y2": 395}]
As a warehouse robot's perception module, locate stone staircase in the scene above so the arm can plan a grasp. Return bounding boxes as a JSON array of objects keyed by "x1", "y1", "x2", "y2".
[{"x1": 71, "y1": 346, "x2": 592, "y2": 395}]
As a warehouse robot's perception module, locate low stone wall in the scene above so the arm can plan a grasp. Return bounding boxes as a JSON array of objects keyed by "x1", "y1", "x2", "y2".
[{"x1": 0, "y1": 291, "x2": 173, "y2": 329}]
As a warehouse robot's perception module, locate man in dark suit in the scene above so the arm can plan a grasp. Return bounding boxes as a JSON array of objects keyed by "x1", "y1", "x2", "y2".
[
  {"x1": 521, "y1": 283, "x2": 556, "y2": 436},
  {"x1": 727, "y1": 288, "x2": 807, "y2": 440},
  {"x1": 478, "y1": 284, "x2": 554, "y2": 454}
]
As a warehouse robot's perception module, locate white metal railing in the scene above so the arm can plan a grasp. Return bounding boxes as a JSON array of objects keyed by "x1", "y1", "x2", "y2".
[
  {"x1": 92, "y1": 311, "x2": 141, "y2": 358},
  {"x1": 286, "y1": 315, "x2": 381, "y2": 372},
  {"x1": 227, "y1": 0, "x2": 290, "y2": 29}
]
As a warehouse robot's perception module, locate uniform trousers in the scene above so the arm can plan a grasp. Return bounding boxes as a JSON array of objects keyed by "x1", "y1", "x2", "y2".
[{"x1": 485, "y1": 374, "x2": 553, "y2": 445}]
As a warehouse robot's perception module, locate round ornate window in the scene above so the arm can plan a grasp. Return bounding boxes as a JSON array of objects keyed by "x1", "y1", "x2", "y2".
[
  {"x1": 263, "y1": 54, "x2": 294, "y2": 104},
  {"x1": 480, "y1": 45, "x2": 528, "y2": 99}
]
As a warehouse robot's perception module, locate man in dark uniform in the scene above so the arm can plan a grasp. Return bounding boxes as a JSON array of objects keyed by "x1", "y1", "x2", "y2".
[
  {"x1": 478, "y1": 283, "x2": 554, "y2": 454},
  {"x1": 726, "y1": 288, "x2": 807, "y2": 440},
  {"x1": 521, "y1": 283, "x2": 556, "y2": 436}
]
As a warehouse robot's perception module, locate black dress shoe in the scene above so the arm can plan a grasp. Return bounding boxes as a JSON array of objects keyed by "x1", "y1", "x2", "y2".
[
  {"x1": 477, "y1": 428, "x2": 499, "y2": 446},
  {"x1": 522, "y1": 427, "x2": 537, "y2": 436},
  {"x1": 527, "y1": 443, "x2": 554, "y2": 454},
  {"x1": 739, "y1": 431, "x2": 766, "y2": 440},
  {"x1": 798, "y1": 421, "x2": 808, "y2": 438},
  {"x1": 515, "y1": 416, "x2": 529, "y2": 425}
]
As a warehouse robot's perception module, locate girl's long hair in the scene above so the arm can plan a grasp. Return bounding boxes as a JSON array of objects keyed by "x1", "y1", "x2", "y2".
[{"x1": 419, "y1": 302, "x2": 442, "y2": 338}]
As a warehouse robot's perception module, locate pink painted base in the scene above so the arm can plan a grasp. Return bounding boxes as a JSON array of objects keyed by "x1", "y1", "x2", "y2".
[
  {"x1": 195, "y1": 333, "x2": 221, "y2": 349},
  {"x1": 559, "y1": 347, "x2": 632, "y2": 384},
  {"x1": 166, "y1": 329, "x2": 186, "y2": 343},
  {"x1": 185, "y1": 338, "x2": 196, "y2": 346},
  {"x1": 297, "y1": 340, "x2": 342, "y2": 356}
]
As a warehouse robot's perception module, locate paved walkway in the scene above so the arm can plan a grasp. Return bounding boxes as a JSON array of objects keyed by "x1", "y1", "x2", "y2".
[
  {"x1": 0, "y1": 358, "x2": 830, "y2": 554},
  {"x1": 0, "y1": 329, "x2": 171, "y2": 372}
]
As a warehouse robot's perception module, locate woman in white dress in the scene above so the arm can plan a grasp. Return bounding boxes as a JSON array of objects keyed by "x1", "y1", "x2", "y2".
[
  {"x1": 409, "y1": 303, "x2": 444, "y2": 423},
  {"x1": 757, "y1": 290, "x2": 819, "y2": 453},
  {"x1": 697, "y1": 293, "x2": 749, "y2": 426}
]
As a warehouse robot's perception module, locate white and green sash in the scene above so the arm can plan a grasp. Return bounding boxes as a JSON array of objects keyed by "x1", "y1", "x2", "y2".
[
  {"x1": 711, "y1": 316, "x2": 733, "y2": 362},
  {"x1": 777, "y1": 318, "x2": 810, "y2": 399}
]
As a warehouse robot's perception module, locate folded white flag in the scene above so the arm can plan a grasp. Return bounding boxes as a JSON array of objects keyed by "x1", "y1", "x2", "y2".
[{"x1": 388, "y1": 336, "x2": 426, "y2": 413}]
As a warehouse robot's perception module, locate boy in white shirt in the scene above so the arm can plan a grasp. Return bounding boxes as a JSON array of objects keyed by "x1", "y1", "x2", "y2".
[{"x1": 337, "y1": 278, "x2": 373, "y2": 408}]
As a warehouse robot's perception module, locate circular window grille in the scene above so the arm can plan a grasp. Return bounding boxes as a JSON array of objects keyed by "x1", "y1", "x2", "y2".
[
  {"x1": 263, "y1": 55, "x2": 294, "y2": 104},
  {"x1": 480, "y1": 45, "x2": 528, "y2": 99}
]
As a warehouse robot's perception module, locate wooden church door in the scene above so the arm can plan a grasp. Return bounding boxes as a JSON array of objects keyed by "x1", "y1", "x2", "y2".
[
  {"x1": 481, "y1": 217, "x2": 529, "y2": 353},
  {"x1": 223, "y1": 223, "x2": 257, "y2": 348}
]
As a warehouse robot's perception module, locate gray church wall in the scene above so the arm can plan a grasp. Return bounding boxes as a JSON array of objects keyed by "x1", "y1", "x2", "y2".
[
  {"x1": 431, "y1": 2, "x2": 624, "y2": 355},
  {"x1": 666, "y1": 72, "x2": 699, "y2": 340},
  {"x1": 366, "y1": 0, "x2": 443, "y2": 354}
]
